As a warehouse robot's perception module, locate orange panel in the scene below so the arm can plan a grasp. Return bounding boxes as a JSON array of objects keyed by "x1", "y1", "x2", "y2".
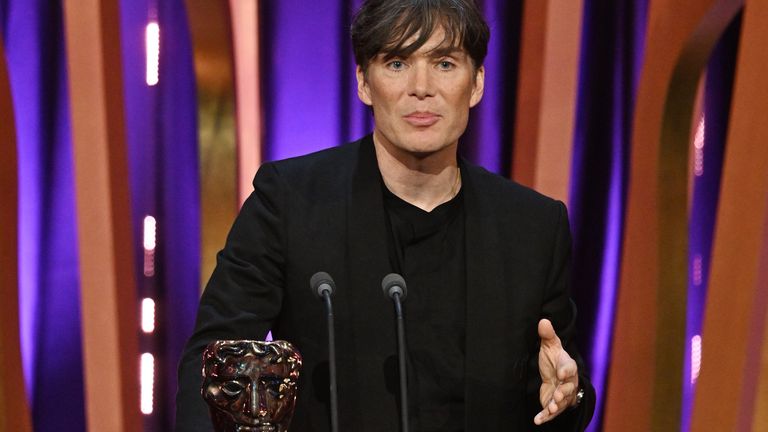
[
  {"x1": 690, "y1": 0, "x2": 768, "y2": 429},
  {"x1": 229, "y1": 0, "x2": 263, "y2": 206},
  {"x1": 604, "y1": 0, "x2": 743, "y2": 430},
  {"x1": 512, "y1": 0, "x2": 582, "y2": 203},
  {"x1": 61, "y1": 0, "x2": 140, "y2": 430},
  {"x1": 755, "y1": 312, "x2": 768, "y2": 430},
  {"x1": 184, "y1": 0, "x2": 239, "y2": 292},
  {"x1": 0, "y1": 36, "x2": 33, "y2": 432},
  {"x1": 512, "y1": 0, "x2": 546, "y2": 187},
  {"x1": 533, "y1": 0, "x2": 583, "y2": 203}
]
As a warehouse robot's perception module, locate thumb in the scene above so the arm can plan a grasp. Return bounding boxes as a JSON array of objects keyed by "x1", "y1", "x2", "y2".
[{"x1": 538, "y1": 319, "x2": 559, "y2": 345}]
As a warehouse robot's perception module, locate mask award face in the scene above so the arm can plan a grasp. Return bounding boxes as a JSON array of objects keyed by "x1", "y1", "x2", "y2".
[{"x1": 202, "y1": 340, "x2": 303, "y2": 432}]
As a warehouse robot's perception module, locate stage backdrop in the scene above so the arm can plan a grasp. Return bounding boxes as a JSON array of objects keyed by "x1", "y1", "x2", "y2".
[{"x1": 3, "y1": 0, "x2": 765, "y2": 431}]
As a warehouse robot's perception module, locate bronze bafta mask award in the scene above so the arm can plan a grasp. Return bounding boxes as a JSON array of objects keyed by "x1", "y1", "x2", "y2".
[{"x1": 202, "y1": 340, "x2": 303, "y2": 432}]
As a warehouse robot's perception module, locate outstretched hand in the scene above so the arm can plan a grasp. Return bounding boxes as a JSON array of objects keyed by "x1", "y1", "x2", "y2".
[{"x1": 534, "y1": 318, "x2": 579, "y2": 425}]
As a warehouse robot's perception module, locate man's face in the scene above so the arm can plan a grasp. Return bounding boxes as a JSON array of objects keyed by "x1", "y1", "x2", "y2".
[{"x1": 356, "y1": 27, "x2": 484, "y2": 160}]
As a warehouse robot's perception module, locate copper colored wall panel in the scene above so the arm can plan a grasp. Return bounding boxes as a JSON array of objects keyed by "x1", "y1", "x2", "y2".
[
  {"x1": 533, "y1": 0, "x2": 583, "y2": 203},
  {"x1": 229, "y1": 0, "x2": 263, "y2": 207},
  {"x1": 184, "y1": 0, "x2": 239, "y2": 291},
  {"x1": 754, "y1": 312, "x2": 768, "y2": 430},
  {"x1": 690, "y1": 1, "x2": 768, "y2": 429},
  {"x1": 512, "y1": 0, "x2": 582, "y2": 203},
  {"x1": 62, "y1": 1, "x2": 141, "y2": 430},
  {"x1": 512, "y1": 0, "x2": 546, "y2": 187},
  {"x1": 604, "y1": 0, "x2": 743, "y2": 430}
]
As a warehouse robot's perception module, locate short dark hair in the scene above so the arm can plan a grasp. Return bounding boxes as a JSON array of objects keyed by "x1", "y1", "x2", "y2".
[{"x1": 351, "y1": 0, "x2": 490, "y2": 72}]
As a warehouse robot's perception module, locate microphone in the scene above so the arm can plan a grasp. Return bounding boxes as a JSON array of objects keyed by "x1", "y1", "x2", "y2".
[
  {"x1": 382, "y1": 273, "x2": 407, "y2": 302},
  {"x1": 311, "y1": 271, "x2": 335, "y2": 298},
  {"x1": 310, "y1": 272, "x2": 339, "y2": 432},
  {"x1": 381, "y1": 273, "x2": 409, "y2": 432}
]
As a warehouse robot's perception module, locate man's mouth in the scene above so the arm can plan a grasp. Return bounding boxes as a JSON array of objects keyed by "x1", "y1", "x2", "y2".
[{"x1": 403, "y1": 111, "x2": 441, "y2": 126}]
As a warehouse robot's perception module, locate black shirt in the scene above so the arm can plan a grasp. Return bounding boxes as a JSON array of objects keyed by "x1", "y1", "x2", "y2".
[{"x1": 382, "y1": 183, "x2": 467, "y2": 432}]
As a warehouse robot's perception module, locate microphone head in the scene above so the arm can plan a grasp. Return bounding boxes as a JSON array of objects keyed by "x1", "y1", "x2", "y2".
[
  {"x1": 310, "y1": 271, "x2": 335, "y2": 298},
  {"x1": 381, "y1": 273, "x2": 407, "y2": 301}
]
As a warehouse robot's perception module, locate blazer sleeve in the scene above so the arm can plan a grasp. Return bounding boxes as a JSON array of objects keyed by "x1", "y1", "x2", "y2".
[
  {"x1": 528, "y1": 201, "x2": 596, "y2": 431},
  {"x1": 175, "y1": 162, "x2": 287, "y2": 432}
]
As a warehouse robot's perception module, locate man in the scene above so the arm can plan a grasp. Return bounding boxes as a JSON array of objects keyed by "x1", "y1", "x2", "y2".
[{"x1": 177, "y1": 0, "x2": 595, "y2": 430}]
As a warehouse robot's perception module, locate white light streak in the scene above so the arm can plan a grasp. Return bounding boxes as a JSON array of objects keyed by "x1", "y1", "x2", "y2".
[
  {"x1": 694, "y1": 115, "x2": 705, "y2": 177},
  {"x1": 143, "y1": 216, "x2": 157, "y2": 251},
  {"x1": 142, "y1": 298, "x2": 156, "y2": 333},
  {"x1": 692, "y1": 254, "x2": 703, "y2": 287},
  {"x1": 691, "y1": 335, "x2": 702, "y2": 385},
  {"x1": 140, "y1": 353, "x2": 155, "y2": 414},
  {"x1": 146, "y1": 22, "x2": 160, "y2": 86},
  {"x1": 143, "y1": 216, "x2": 156, "y2": 277}
]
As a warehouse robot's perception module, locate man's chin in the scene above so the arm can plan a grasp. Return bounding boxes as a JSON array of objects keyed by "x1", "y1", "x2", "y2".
[{"x1": 388, "y1": 140, "x2": 456, "y2": 160}]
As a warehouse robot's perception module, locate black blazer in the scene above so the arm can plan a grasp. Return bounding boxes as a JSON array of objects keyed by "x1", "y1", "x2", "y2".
[{"x1": 176, "y1": 135, "x2": 595, "y2": 431}]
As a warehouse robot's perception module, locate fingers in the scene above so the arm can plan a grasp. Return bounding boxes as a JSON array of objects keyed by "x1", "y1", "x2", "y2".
[
  {"x1": 557, "y1": 356, "x2": 578, "y2": 381},
  {"x1": 552, "y1": 381, "x2": 577, "y2": 404},
  {"x1": 536, "y1": 318, "x2": 580, "y2": 425},
  {"x1": 534, "y1": 399, "x2": 560, "y2": 425},
  {"x1": 535, "y1": 380, "x2": 579, "y2": 425}
]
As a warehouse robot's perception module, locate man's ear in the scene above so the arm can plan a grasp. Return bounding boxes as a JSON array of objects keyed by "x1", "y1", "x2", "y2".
[
  {"x1": 469, "y1": 65, "x2": 485, "y2": 108},
  {"x1": 356, "y1": 65, "x2": 373, "y2": 106}
]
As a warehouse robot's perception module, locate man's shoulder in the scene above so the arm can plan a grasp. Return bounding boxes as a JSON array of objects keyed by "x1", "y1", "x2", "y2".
[
  {"x1": 265, "y1": 135, "x2": 369, "y2": 176},
  {"x1": 463, "y1": 160, "x2": 562, "y2": 211},
  {"x1": 251, "y1": 135, "x2": 374, "y2": 200}
]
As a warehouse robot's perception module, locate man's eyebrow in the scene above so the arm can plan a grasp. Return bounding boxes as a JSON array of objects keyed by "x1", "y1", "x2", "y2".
[
  {"x1": 377, "y1": 46, "x2": 465, "y2": 61},
  {"x1": 377, "y1": 50, "x2": 405, "y2": 61},
  {"x1": 426, "y1": 46, "x2": 465, "y2": 58}
]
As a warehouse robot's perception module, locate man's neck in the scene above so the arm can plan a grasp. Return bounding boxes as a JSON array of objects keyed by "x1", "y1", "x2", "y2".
[{"x1": 372, "y1": 133, "x2": 462, "y2": 212}]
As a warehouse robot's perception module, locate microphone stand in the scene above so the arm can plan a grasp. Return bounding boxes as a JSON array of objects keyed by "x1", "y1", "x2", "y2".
[
  {"x1": 393, "y1": 292, "x2": 409, "y2": 432},
  {"x1": 382, "y1": 273, "x2": 409, "y2": 432},
  {"x1": 322, "y1": 290, "x2": 339, "y2": 432},
  {"x1": 310, "y1": 272, "x2": 340, "y2": 432}
]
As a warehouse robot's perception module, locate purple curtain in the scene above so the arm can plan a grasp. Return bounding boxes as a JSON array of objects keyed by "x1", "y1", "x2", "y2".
[
  {"x1": 260, "y1": 0, "x2": 369, "y2": 161},
  {"x1": 1, "y1": 1, "x2": 85, "y2": 431},
  {"x1": 120, "y1": 0, "x2": 200, "y2": 429},
  {"x1": 463, "y1": 0, "x2": 523, "y2": 174},
  {"x1": 2, "y1": 0, "x2": 200, "y2": 430},
  {"x1": 569, "y1": 1, "x2": 649, "y2": 431}
]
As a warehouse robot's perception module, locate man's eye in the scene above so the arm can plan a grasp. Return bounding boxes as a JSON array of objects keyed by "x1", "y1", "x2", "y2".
[
  {"x1": 221, "y1": 380, "x2": 245, "y2": 396},
  {"x1": 388, "y1": 60, "x2": 405, "y2": 70},
  {"x1": 438, "y1": 61, "x2": 455, "y2": 70}
]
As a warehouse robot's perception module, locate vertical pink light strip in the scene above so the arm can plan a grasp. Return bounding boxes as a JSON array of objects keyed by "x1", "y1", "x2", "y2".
[
  {"x1": 140, "y1": 353, "x2": 154, "y2": 414},
  {"x1": 145, "y1": 22, "x2": 160, "y2": 86},
  {"x1": 694, "y1": 115, "x2": 705, "y2": 177},
  {"x1": 141, "y1": 298, "x2": 155, "y2": 334},
  {"x1": 691, "y1": 335, "x2": 702, "y2": 385},
  {"x1": 143, "y1": 215, "x2": 156, "y2": 277},
  {"x1": 229, "y1": 0, "x2": 262, "y2": 206}
]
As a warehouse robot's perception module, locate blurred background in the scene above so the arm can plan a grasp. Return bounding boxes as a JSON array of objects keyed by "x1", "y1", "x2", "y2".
[{"x1": 1, "y1": 0, "x2": 767, "y2": 431}]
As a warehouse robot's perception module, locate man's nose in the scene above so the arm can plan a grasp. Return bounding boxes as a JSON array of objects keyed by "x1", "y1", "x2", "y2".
[{"x1": 408, "y1": 63, "x2": 434, "y2": 99}]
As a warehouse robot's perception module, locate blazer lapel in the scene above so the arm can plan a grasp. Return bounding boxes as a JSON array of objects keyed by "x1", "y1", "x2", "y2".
[
  {"x1": 335, "y1": 135, "x2": 400, "y2": 429},
  {"x1": 462, "y1": 162, "x2": 514, "y2": 430},
  {"x1": 345, "y1": 135, "x2": 392, "y2": 296}
]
